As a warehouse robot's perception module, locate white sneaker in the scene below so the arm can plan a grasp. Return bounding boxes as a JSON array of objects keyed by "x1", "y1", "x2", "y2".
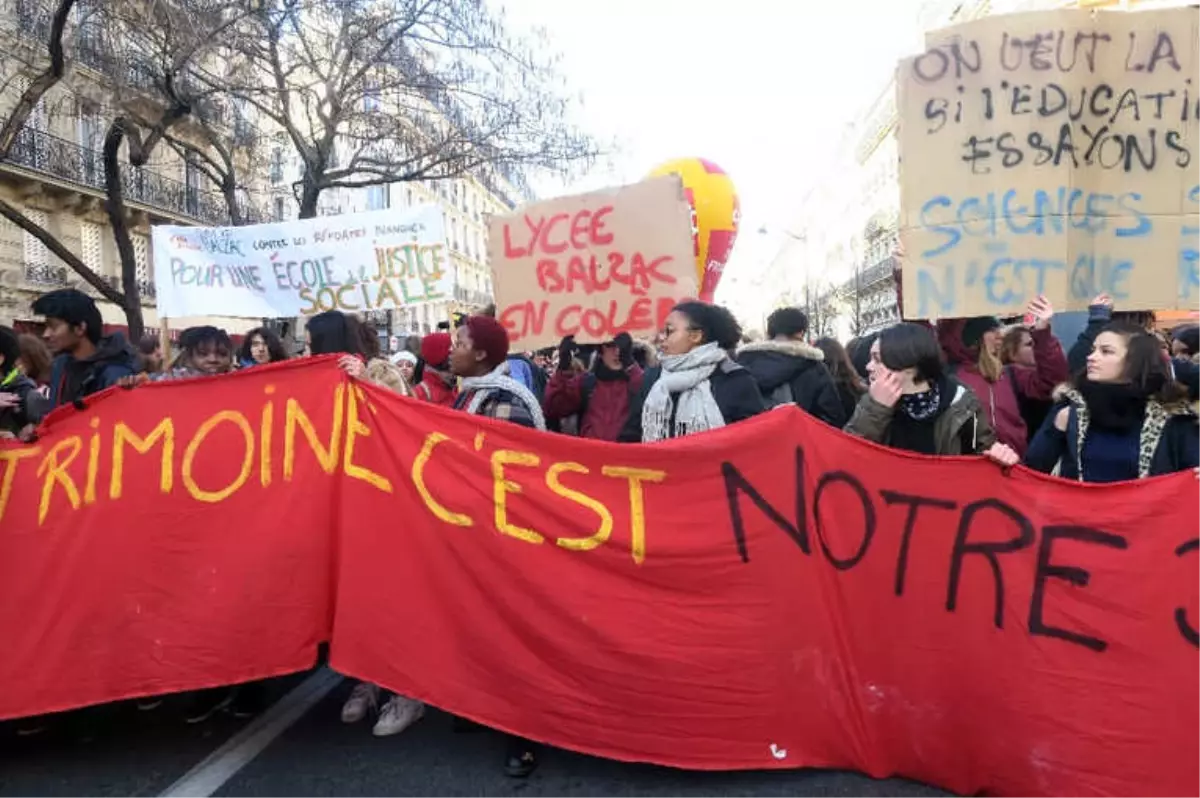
[
  {"x1": 372, "y1": 695, "x2": 425, "y2": 737},
  {"x1": 341, "y1": 682, "x2": 380, "y2": 724}
]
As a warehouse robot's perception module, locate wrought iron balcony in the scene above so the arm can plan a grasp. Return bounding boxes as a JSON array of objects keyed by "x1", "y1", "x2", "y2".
[
  {"x1": 3, "y1": 127, "x2": 231, "y2": 225},
  {"x1": 23, "y1": 262, "x2": 68, "y2": 287},
  {"x1": 453, "y1": 285, "x2": 492, "y2": 306},
  {"x1": 104, "y1": 273, "x2": 157, "y2": 299}
]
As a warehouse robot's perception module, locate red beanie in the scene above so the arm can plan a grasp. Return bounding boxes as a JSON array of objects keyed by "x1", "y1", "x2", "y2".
[
  {"x1": 464, "y1": 315, "x2": 509, "y2": 370},
  {"x1": 420, "y1": 332, "x2": 452, "y2": 368}
]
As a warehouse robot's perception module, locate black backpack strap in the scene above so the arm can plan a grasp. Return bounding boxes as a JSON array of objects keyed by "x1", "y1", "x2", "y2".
[{"x1": 579, "y1": 372, "x2": 598, "y2": 417}]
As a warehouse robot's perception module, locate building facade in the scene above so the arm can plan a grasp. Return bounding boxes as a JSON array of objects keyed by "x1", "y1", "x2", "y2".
[{"x1": 0, "y1": 0, "x2": 271, "y2": 340}]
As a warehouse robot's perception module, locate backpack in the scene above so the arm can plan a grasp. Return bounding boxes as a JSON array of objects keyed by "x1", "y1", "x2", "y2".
[
  {"x1": 577, "y1": 372, "x2": 636, "y2": 424},
  {"x1": 764, "y1": 380, "x2": 795, "y2": 409}
]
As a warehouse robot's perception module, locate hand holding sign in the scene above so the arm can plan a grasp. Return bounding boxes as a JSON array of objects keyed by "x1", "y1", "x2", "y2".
[{"x1": 1025, "y1": 295, "x2": 1055, "y2": 331}]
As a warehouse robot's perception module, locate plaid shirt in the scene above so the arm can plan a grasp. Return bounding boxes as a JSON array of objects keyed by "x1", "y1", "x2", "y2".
[{"x1": 454, "y1": 388, "x2": 539, "y2": 429}]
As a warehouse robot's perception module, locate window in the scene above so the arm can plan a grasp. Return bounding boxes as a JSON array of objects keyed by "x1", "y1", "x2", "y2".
[
  {"x1": 366, "y1": 185, "x2": 388, "y2": 211},
  {"x1": 270, "y1": 147, "x2": 284, "y2": 185},
  {"x1": 363, "y1": 80, "x2": 381, "y2": 112},
  {"x1": 23, "y1": 209, "x2": 52, "y2": 285},
  {"x1": 133, "y1": 233, "x2": 150, "y2": 286},
  {"x1": 185, "y1": 156, "x2": 201, "y2": 216},
  {"x1": 274, "y1": 196, "x2": 286, "y2": 221},
  {"x1": 80, "y1": 221, "x2": 103, "y2": 275}
]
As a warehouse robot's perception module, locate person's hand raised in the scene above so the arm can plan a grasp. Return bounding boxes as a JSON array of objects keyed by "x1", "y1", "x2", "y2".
[{"x1": 868, "y1": 369, "x2": 903, "y2": 408}]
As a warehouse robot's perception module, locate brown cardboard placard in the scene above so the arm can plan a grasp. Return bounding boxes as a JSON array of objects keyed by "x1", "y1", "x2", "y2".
[
  {"x1": 488, "y1": 175, "x2": 697, "y2": 350},
  {"x1": 897, "y1": 7, "x2": 1199, "y2": 319}
]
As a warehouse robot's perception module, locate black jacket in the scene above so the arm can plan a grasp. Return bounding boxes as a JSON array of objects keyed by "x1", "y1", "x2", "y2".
[
  {"x1": 47, "y1": 333, "x2": 137, "y2": 408},
  {"x1": 619, "y1": 358, "x2": 766, "y2": 442},
  {"x1": 0, "y1": 372, "x2": 49, "y2": 435},
  {"x1": 735, "y1": 339, "x2": 846, "y2": 427},
  {"x1": 1025, "y1": 387, "x2": 1199, "y2": 481}
]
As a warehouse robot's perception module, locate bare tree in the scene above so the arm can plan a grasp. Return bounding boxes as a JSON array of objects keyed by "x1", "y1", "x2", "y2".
[
  {"x1": 205, "y1": 0, "x2": 599, "y2": 219},
  {"x1": 0, "y1": 0, "x2": 256, "y2": 340}
]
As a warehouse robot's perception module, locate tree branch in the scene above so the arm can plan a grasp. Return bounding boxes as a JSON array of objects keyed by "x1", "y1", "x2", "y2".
[
  {"x1": 103, "y1": 117, "x2": 146, "y2": 341},
  {"x1": 0, "y1": 0, "x2": 78, "y2": 157},
  {"x1": 0, "y1": 196, "x2": 123, "y2": 305}
]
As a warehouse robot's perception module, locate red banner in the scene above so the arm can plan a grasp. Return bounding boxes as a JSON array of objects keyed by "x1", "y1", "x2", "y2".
[{"x1": 1, "y1": 359, "x2": 1196, "y2": 797}]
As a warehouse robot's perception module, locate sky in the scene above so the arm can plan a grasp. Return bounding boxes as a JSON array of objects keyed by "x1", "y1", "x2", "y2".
[{"x1": 501, "y1": 0, "x2": 927, "y2": 293}]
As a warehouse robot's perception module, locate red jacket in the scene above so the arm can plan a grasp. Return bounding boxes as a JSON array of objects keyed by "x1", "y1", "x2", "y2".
[
  {"x1": 414, "y1": 370, "x2": 457, "y2": 407},
  {"x1": 544, "y1": 366, "x2": 643, "y2": 441},
  {"x1": 937, "y1": 320, "x2": 1068, "y2": 455}
]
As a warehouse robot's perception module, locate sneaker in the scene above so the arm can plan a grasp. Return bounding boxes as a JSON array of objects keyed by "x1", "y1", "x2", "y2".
[
  {"x1": 229, "y1": 683, "x2": 268, "y2": 719},
  {"x1": 340, "y1": 682, "x2": 380, "y2": 724},
  {"x1": 371, "y1": 695, "x2": 424, "y2": 737},
  {"x1": 504, "y1": 739, "x2": 539, "y2": 779},
  {"x1": 184, "y1": 688, "x2": 233, "y2": 724},
  {"x1": 16, "y1": 719, "x2": 47, "y2": 737}
]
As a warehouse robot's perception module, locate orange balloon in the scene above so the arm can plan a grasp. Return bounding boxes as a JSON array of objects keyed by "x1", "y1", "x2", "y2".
[{"x1": 647, "y1": 158, "x2": 740, "y2": 302}]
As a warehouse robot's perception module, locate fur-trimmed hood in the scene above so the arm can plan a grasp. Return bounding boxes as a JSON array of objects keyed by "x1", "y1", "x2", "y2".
[
  {"x1": 735, "y1": 338, "x2": 826, "y2": 395},
  {"x1": 736, "y1": 339, "x2": 825, "y2": 361}
]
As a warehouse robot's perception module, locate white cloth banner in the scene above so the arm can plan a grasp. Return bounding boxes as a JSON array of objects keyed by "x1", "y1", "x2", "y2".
[{"x1": 152, "y1": 205, "x2": 451, "y2": 319}]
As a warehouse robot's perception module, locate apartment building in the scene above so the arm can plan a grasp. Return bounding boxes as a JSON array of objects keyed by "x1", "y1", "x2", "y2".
[{"x1": 0, "y1": 0, "x2": 268, "y2": 340}]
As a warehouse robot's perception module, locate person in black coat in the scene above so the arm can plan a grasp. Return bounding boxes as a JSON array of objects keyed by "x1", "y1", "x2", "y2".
[
  {"x1": 0, "y1": 325, "x2": 48, "y2": 438},
  {"x1": 1026, "y1": 322, "x2": 1198, "y2": 482},
  {"x1": 620, "y1": 301, "x2": 765, "y2": 442},
  {"x1": 736, "y1": 308, "x2": 845, "y2": 426}
]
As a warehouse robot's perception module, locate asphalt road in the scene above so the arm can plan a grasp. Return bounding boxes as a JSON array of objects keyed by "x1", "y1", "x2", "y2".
[{"x1": 0, "y1": 672, "x2": 949, "y2": 797}]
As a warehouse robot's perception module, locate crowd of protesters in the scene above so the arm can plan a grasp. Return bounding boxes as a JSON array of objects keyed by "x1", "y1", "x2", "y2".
[{"x1": 1, "y1": 277, "x2": 1197, "y2": 775}]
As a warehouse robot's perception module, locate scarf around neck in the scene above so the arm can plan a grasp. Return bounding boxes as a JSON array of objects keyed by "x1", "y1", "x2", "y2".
[
  {"x1": 641, "y1": 342, "x2": 728, "y2": 442},
  {"x1": 1078, "y1": 379, "x2": 1148, "y2": 431},
  {"x1": 460, "y1": 361, "x2": 547, "y2": 431}
]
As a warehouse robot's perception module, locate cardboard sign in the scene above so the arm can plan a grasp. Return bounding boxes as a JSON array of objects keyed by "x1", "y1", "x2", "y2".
[
  {"x1": 488, "y1": 176, "x2": 697, "y2": 349},
  {"x1": 897, "y1": 7, "x2": 1200, "y2": 319},
  {"x1": 152, "y1": 205, "x2": 451, "y2": 319}
]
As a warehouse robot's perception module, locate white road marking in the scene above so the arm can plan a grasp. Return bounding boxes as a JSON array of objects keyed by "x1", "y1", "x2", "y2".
[{"x1": 158, "y1": 667, "x2": 344, "y2": 798}]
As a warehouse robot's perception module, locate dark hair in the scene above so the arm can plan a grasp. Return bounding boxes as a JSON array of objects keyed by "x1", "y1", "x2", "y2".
[
  {"x1": 240, "y1": 326, "x2": 289, "y2": 363},
  {"x1": 404, "y1": 335, "x2": 422, "y2": 356},
  {"x1": 1172, "y1": 324, "x2": 1199, "y2": 356},
  {"x1": 31, "y1": 288, "x2": 103, "y2": 344},
  {"x1": 178, "y1": 326, "x2": 232, "y2": 357},
  {"x1": 814, "y1": 337, "x2": 866, "y2": 394},
  {"x1": 672, "y1": 301, "x2": 742, "y2": 351},
  {"x1": 349, "y1": 316, "x2": 380, "y2": 360},
  {"x1": 0, "y1": 325, "x2": 18, "y2": 372},
  {"x1": 846, "y1": 333, "x2": 878, "y2": 382},
  {"x1": 306, "y1": 311, "x2": 364, "y2": 356},
  {"x1": 766, "y1": 307, "x2": 809, "y2": 339},
  {"x1": 18, "y1": 334, "x2": 52, "y2": 383},
  {"x1": 137, "y1": 334, "x2": 161, "y2": 356},
  {"x1": 1000, "y1": 326, "x2": 1032, "y2": 365},
  {"x1": 1112, "y1": 309, "x2": 1154, "y2": 329},
  {"x1": 877, "y1": 323, "x2": 944, "y2": 384},
  {"x1": 1088, "y1": 322, "x2": 1182, "y2": 401}
]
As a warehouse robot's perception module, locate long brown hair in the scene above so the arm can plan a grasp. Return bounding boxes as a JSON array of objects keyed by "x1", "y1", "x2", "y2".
[
  {"x1": 814, "y1": 337, "x2": 866, "y2": 395},
  {"x1": 18, "y1": 333, "x2": 52, "y2": 384},
  {"x1": 1000, "y1": 326, "x2": 1030, "y2": 366}
]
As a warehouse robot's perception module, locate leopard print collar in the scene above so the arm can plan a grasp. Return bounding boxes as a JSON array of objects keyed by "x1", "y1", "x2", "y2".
[{"x1": 1062, "y1": 388, "x2": 1192, "y2": 480}]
